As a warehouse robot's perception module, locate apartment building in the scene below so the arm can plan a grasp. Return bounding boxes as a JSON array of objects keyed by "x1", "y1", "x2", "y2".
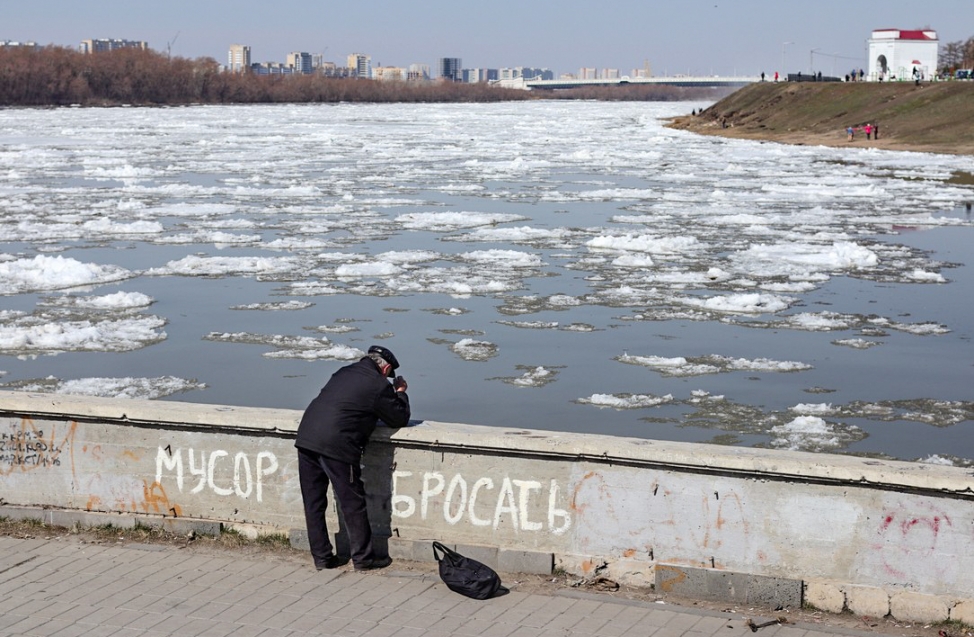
[
  {"x1": 1, "y1": 41, "x2": 40, "y2": 50},
  {"x1": 408, "y1": 64, "x2": 431, "y2": 81},
  {"x1": 498, "y1": 67, "x2": 552, "y2": 81},
  {"x1": 439, "y1": 57, "x2": 462, "y2": 81},
  {"x1": 373, "y1": 66, "x2": 406, "y2": 81},
  {"x1": 228, "y1": 44, "x2": 251, "y2": 72},
  {"x1": 286, "y1": 51, "x2": 313, "y2": 74},
  {"x1": 347, "y1": 53, "x2": 372, "y2": 78},
  {"x1": 80, "y1": 39, "x2": 148, "y2": 54}
]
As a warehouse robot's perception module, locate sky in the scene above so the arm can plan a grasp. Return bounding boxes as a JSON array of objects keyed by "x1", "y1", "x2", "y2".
[{"x1": 4, "y1": 0, "x2": 971, "y2": 77}]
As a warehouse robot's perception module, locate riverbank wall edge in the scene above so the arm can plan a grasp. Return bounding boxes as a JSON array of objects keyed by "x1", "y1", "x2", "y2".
[{"x1": 1, "y1": 391, "x2": 971, "y2": 624}]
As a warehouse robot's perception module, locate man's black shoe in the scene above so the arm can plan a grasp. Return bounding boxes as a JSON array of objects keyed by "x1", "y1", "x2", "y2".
[
  {"x1": 353, "y1": 556, "x2": 392, "y2": 571},
  {"x1": 316, "y1": 556, "x2": 349, "y2": 570}
]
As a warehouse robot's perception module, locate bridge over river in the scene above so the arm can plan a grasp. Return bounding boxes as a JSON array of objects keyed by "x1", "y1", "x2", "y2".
[{"x1": 495, "y1": 75, "x2": 759, "y2": 90}]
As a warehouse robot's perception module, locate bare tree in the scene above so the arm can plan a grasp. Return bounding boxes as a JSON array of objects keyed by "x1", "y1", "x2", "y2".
[{"x1": 939, "y1": 41, "x2": 964, "y2": 73}]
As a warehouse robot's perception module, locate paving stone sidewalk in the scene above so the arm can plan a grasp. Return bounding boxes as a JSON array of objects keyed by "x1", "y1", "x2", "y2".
[{"x1": 0, "y1": 536, "x2": 874, "y2": 637}]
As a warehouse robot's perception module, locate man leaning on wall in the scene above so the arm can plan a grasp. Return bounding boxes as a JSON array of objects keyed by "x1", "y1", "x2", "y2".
[{"x1": 295, "y1": 345, "x2": 410, "y2": 571}]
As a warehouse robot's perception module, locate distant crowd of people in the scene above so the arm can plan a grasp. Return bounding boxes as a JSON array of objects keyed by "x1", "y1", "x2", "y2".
[
  {"x1": 758, "y1": 66, "x2": 933, "y2": 84},
  {"x1": 846, "y1": 122, "x2": 880, "y2": 142}
]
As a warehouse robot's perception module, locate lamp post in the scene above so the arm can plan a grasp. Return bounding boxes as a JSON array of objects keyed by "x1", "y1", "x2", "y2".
[
  {"x1": 781, "y1": 41, "x2": 793, "y2": 74},
  {"x1": 810, "y1": 48, "x2": 821, "y2": 74}
]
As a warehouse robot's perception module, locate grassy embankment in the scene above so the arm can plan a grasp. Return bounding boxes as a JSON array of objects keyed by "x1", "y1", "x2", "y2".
[{"x1": 668, "y1": 81, "x2": 974, "y2": 156}]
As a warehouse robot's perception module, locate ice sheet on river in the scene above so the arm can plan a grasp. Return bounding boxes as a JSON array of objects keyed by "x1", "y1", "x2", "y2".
[{"x1": 1, "y1": 101, "x2": 972, "y2": 463}]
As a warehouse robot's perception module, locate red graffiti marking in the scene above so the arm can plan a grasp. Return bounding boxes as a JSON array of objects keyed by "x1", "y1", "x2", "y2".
[{"x1": 875, "y1": 507, "x2": 953, "y2": 579}]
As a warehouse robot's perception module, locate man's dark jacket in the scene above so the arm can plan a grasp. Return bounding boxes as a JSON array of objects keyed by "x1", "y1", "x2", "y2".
[{"x1": 295, "y1": 357, "x2": 411, "y2": 464}]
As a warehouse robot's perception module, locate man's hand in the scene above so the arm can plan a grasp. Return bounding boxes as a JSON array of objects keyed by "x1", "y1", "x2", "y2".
[{"x1": 393, "y1": 376, "x2": 407, "y2": 393}]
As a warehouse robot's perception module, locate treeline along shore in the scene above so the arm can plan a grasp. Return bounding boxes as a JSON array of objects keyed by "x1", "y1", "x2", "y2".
[
  {"x1": 0, "y1": 46, "x2": 723, "y2": 106},
  {"x1": 667, "y1": 80, "x2": 974, "y2": 155}
]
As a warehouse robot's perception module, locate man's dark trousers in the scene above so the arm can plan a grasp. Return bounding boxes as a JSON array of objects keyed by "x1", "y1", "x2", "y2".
[{"x1": 297, "y1": 447, "x2": 373, "y2": 568}]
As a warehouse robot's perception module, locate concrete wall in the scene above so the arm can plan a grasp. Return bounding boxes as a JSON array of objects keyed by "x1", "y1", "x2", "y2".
[{"x1": 2, "y1": 391, "x2": 972, "y2": 623}]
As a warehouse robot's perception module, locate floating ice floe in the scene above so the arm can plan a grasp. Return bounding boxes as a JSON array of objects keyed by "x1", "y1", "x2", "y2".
[
  {"x1": 732, "y1": 241, "x2": 879, "y2": 277},
  {"x1": 0, "y1": 255, "x2": 134, "y2": 295},
  {"x1": 4, "y1": 376, "x2": 205, "y2": 399},
  {"x1": 577, "y1": 393, "x2": 674, "y2": 409},
  {"x1": 726, "y1": 311, "x2": 950, "y2": 335},
  {"x1": 497, "y1": 320, "x2": 560, "y2": 329},
  {"x1": 586, "y1": 234, "x2": 702, "y2": 254},
  {"x1": 313, "y1": 324, "x2": 359, "y2": 333},
  {"x1": 395, "y1": 211, "x2": 527, "y2": 231},
  {"x1": 204, "y1": 332, "x2": 362, "y2": 361},
  {"x1": 616, "y1": 353, "x2": 810, "y2": 376},
  {"x1": 149, "y1": 255, "x2": 302, "y2": 278},
  {"x1": 153, "y1": 231, "x2": 262, "y2": 245},
  {"x1": 40, "y1": 291, "x2": 154, "y2": 310},
  {"x1": 425, "y1": 307, "x2": 469, "y2": 316},
  {"x1": 335, "y1": 262, "x2": 404, "y2": 277},
  {"x1": 459, "y1": 250, "x2": 543, "y2": 267},
  {"x1": 679, "y1": 292, "x2": 792, "y2": 314},
  {"x1": 769, "y1": 416, "x2": 866, "y2": 452},
  {"x1": 230, "y1": 300, "x2": 314, "y2": 311},
  {"x1": 832, "y1": 338, "x2": 882, "y2": 349},
  {"x1": 449, "y1": 338, "x2": 498, "y2": 362},
  {"x1": 0, "y1": 315, "x2": 166, "y2": 355},
  {"x1": 448, "y1": 226, "x2": 575, "y2": 246},
  {"x1": 789, "y1": 403, "x2": 836, "y2": 415},
  {"x1": 491, "y1": 365, "x2": 558, "y2": 388}
]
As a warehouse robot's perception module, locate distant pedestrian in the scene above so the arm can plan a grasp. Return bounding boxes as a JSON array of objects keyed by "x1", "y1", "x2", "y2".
[
  {"x1": 874, "y1": 122, "x2": 880, "y2": 140},
  {"x1": 761, "y1": 72, "x2": 766, "y2": 82},
  {"x1": 798, "y1": 71, "x2": 802, "y2": 82},
  {"x1": 865, "y1": 123, "x2": 873, "y2": 140},
  {"x1": 774, "y1": 71, "x2": 779, "y2": 82},
  {"x1": 846, "y1": 126, "x2": 854, "y2": 141}
]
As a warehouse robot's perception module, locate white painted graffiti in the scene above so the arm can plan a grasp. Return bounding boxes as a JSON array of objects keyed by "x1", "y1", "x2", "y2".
[
  {"x1": 155, "y1": 447, "x2": 278, "y2": 502},
  {"x1": 392, "y1": 471, "x2": 571, "y2": 534}
]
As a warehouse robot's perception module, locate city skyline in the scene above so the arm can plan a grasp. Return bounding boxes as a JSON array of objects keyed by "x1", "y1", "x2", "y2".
[{"x1": 4, "y1": 0, "x2": 971, "y2": 78}]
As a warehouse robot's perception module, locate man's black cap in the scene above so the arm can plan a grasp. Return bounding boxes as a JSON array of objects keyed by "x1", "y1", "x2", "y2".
[{"x1": 368, "y1": 345, "x2": 400, "y2": 377}]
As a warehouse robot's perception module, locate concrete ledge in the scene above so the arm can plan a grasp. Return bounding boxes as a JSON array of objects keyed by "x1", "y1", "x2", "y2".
[
  {"x1": 1, "y1": 505, "x2": 137, "y2": 530},
  {"x1": 498, "y1": 548, "x2": 553, "y2": 575},
  {"x1": 455, "y1": 543, "x2": 498, "y2": 570},
  {"x1": 656, "y1": 563, "x2": 803, "y2": 608},
  {"x1": 289, "y1": 528, "x2": 310, "y2": 552},
  {"x1": 846, "y1": 585, "x2": 890, "y2": 618},
  {"x1": 4, "y1": 390, "x2": 972, "y2": 496},
  {"x1": 0, "y1": 505, "x2": 224, "y2": 537},
  {"x1": 804, "y1": 581, "x2": 845, "y2": 613},
  {"x1": 952, "y1": 600, "x2": 974, "y2": 626},
  {"x1": 890, "y1": 591, "x2": 950, "y2": 623},
  {"x1": 605, "y1": 559, "x2": 654, "y2": 589},
  {"x1": 0, "y1": 391, "x2": 298, "y2": 433},
  {"x1": 387, "y1": 539, "x2": 553, "y2": 575},
  {"x1": 556, "y1": 553, "x2": 607, "y2": 578},
  {"x1": 389, "y1": 537, "x2": 442, "y2": 563}
]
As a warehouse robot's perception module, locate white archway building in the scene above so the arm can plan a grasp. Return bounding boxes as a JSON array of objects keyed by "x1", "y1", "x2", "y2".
[{"x1": 867, "y1": 29, "x2": 938, "y2": 81}]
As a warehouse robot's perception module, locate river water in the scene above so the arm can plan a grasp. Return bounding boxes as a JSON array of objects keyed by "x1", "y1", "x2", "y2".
[{"x1": 1, "y1": 101, "x2": 973, "y2": 464}]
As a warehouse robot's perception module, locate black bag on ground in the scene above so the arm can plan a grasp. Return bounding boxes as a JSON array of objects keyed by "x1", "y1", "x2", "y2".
[{"x1": 432, "y1": 541, "x2": 503, "y2": 600}]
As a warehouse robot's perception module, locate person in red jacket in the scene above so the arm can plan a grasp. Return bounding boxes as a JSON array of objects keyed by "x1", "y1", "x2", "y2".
[{"x1": 295, "y1": 345, "x2": 410, "y2": 571}]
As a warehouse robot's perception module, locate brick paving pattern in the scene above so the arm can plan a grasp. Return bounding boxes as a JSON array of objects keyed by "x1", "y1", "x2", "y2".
[{"x1": 0, "y1": 536, "x2": 871, "y2": 637}]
